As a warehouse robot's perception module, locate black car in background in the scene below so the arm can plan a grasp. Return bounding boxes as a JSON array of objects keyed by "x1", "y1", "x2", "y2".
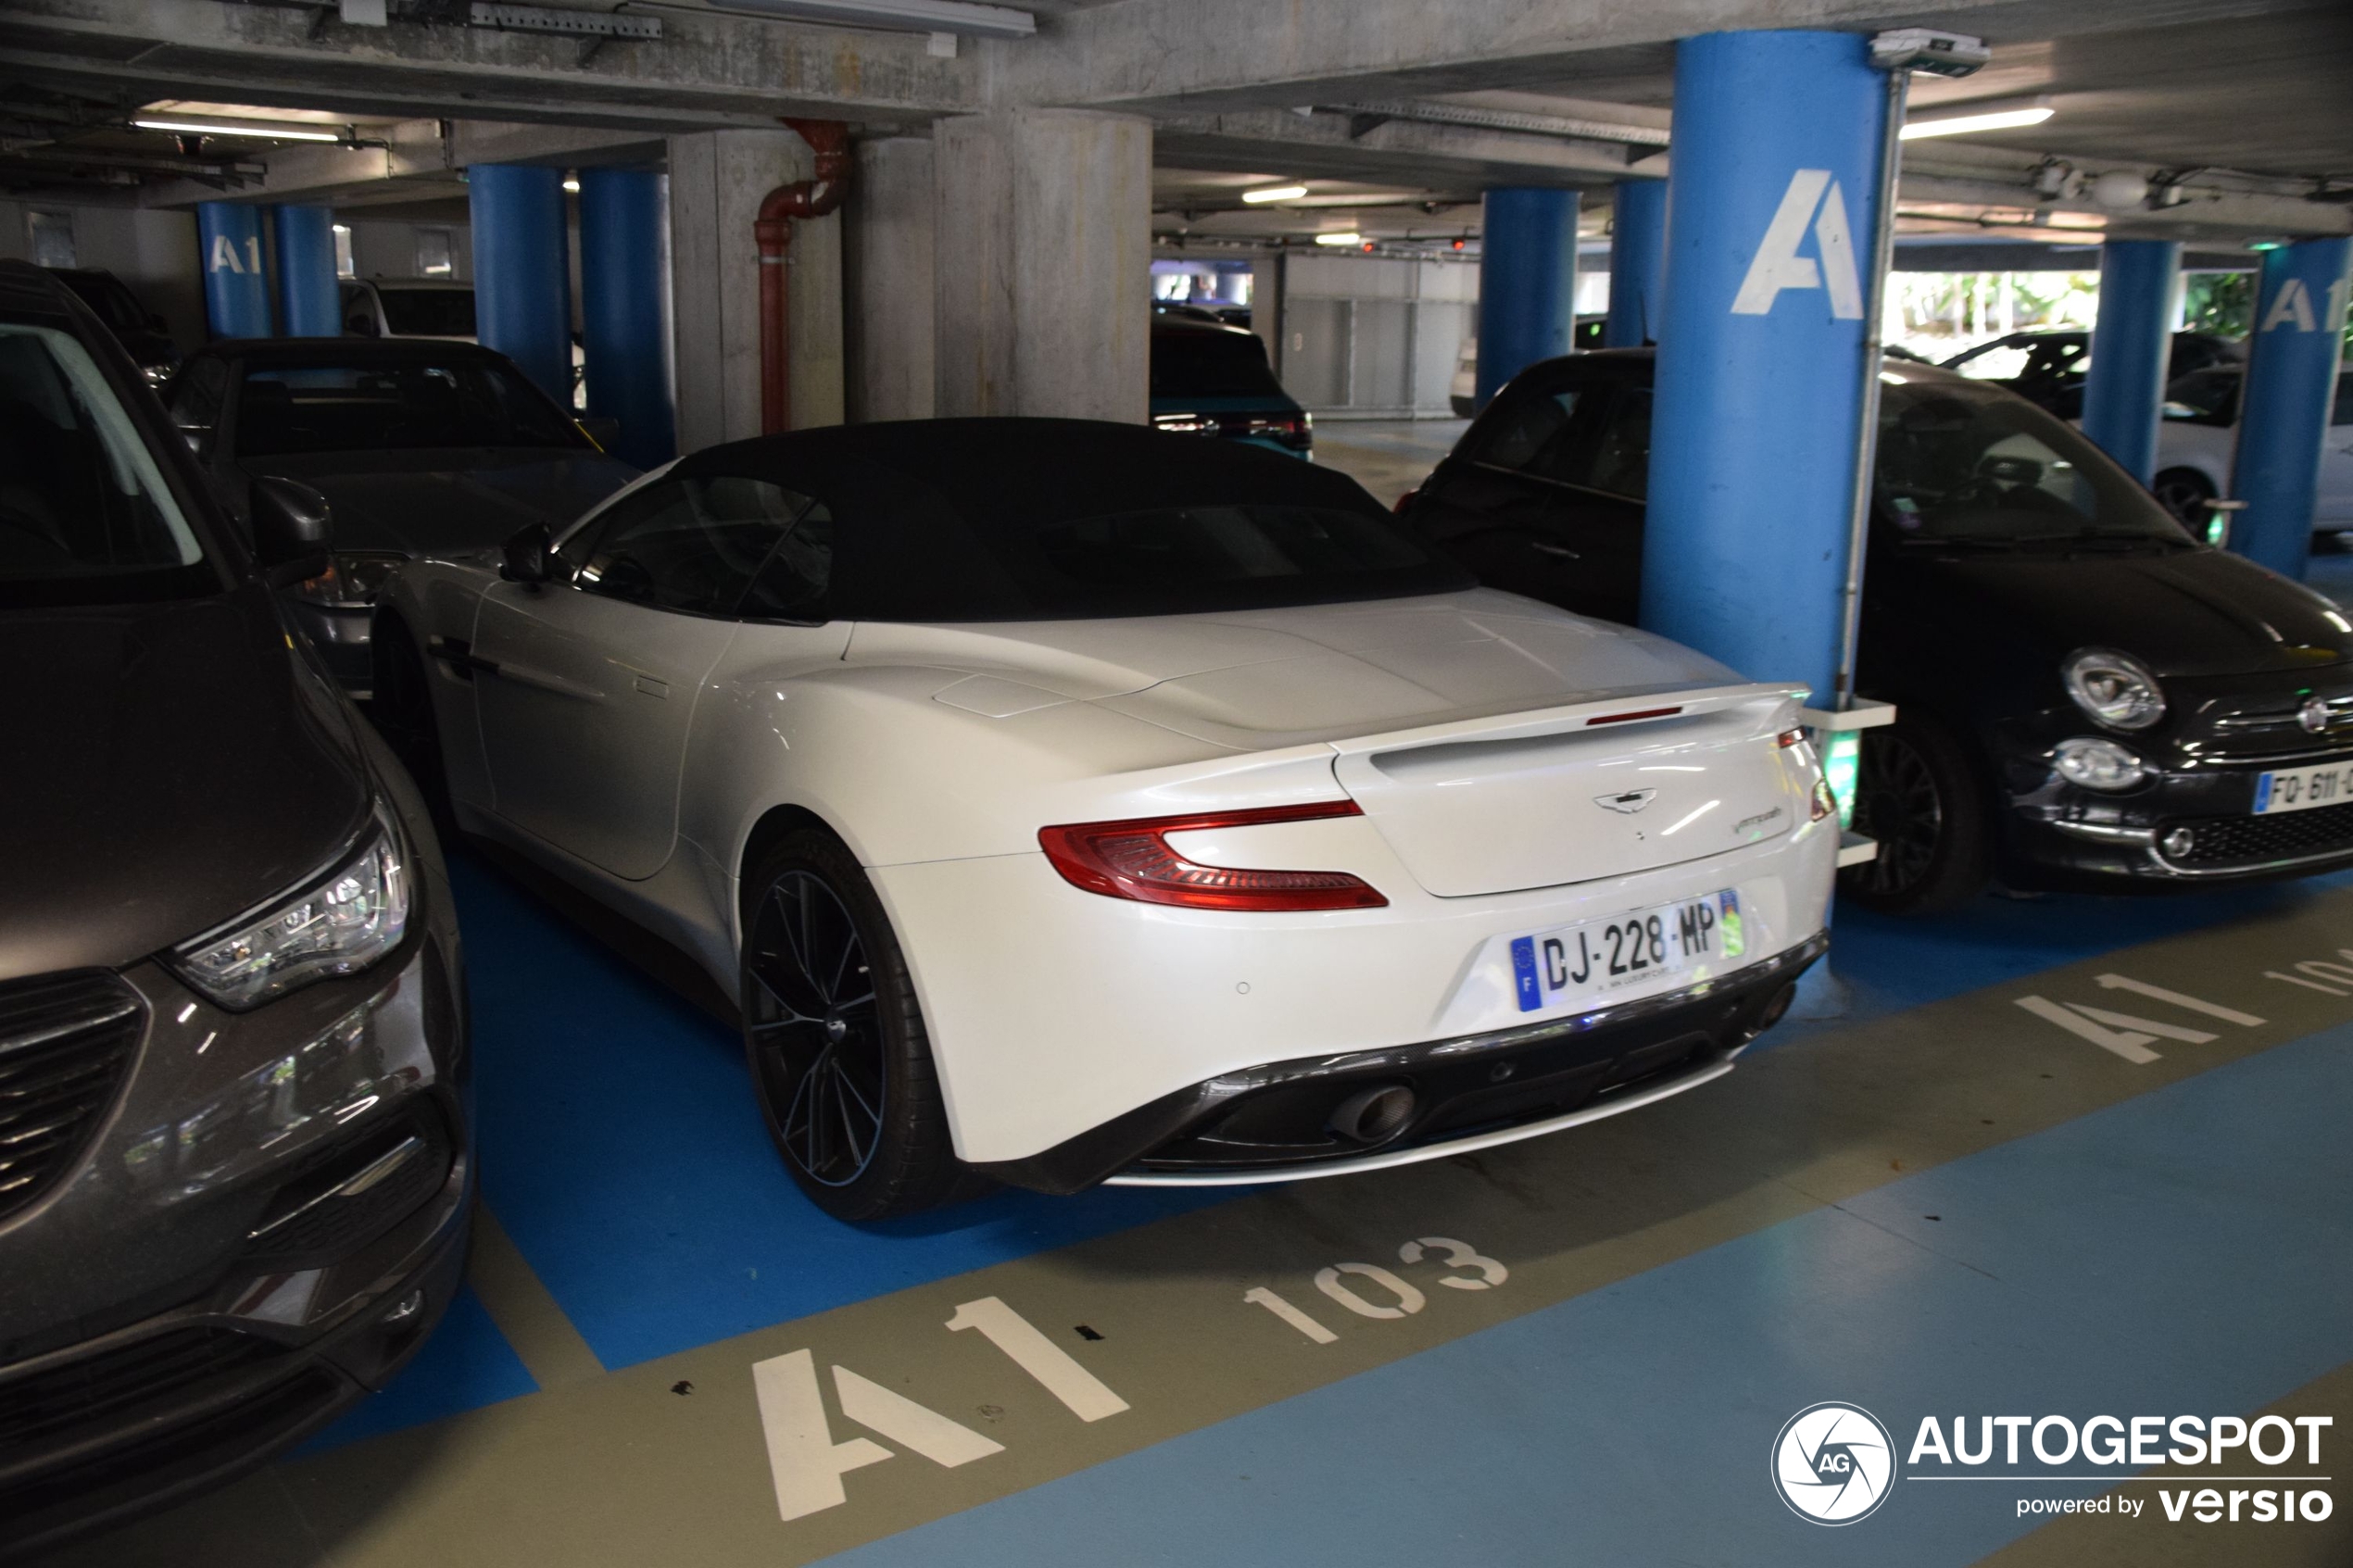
[
  {"x1": 0, "y1": 263, "x2": 471, "y2": 1555},
  {"x1": 1940, "y1": 328, "x2": 2244, "y2": 420},
  {"x1": 1402, "y1": 349, "x2": 2353, "y2": 911},
  {"x1": 165, "y1": 337, "x2": 637, "y2": 694},
  {"x1": 44, "y1": 267, "x2": 181, "y2": 387},
  {"x1": 1149, "y1": 316, "x2": 1312, "y2": 458}
]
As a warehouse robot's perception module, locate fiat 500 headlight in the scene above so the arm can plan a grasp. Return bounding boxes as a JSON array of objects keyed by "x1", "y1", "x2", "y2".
[
  {"x1": 2063, "y1": 647, "x2": 2166, "y2": 732},
  {"x1": 171, "y1": 811, "x2": 410, "y2": 1010}
]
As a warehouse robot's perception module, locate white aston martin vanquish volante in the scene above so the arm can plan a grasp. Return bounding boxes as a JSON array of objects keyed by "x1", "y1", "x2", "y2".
[{"x1": 373, "y1": 419, "x2": 1836, "y2": 1219}]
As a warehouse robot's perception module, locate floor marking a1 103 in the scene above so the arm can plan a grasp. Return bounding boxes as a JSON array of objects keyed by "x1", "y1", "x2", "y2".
[
  {"x1": 2014, "y1": 974, "x2": 2266, "y2": 1064},
  {"x1": 2264, "y1": 950, "x2": 2353, "y2": 996},
  {"x1": 1244, "y1": 1236, "x2": 1509, "y2": 1344},
  {"x1": 750, "y1": 1295, "x2": 1126, "y2": 1524}
]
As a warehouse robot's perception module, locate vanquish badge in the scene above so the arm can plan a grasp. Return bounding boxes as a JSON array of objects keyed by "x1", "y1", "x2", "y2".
[
  {"x1": 1595, "y1": 789, "x2": 1659, "y2": 814},
  {"x1": 1773, "y1": 1403, "x2": 1898, "y2": 1525}
]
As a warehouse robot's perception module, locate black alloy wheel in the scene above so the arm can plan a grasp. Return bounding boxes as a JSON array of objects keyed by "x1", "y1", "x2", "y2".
[
  {"x1": 740, "y1": 829, "x2": 975, "y2": 1221},
  {"x1": 2151, "y1": 468, "x2": 2217, "y2": 531},
  {"x1": 1839, "y1": 716, "x2": 1991, "y2": 915}
]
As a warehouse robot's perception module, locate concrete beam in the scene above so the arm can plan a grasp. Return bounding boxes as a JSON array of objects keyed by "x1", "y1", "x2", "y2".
[
  {"x1": 1154, "y1": 108, "x2": 1647, "y2": 189},
  {"x1": 0, "y1": 0, "x2": 975, "y2": 133},
  {"x1": 999, "y1": 0, "x2": 2321, "y2": 117}
]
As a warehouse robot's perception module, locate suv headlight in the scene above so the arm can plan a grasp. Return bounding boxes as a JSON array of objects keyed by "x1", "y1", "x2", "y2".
[
  {"x1": 171, "y1": 811, "x2": 410, "y2": 1010},
  {"x1": 2062, "y1": 647, "x2": 2166, "y2": 732}
]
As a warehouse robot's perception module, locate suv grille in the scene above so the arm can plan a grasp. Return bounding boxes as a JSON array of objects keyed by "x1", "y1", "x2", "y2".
[
  {"x1": 0, "y1": 972, "x2": 144, "y2": 1224},
  {"x1": 2161, "y1": 800, "x2": 2353, "y2": 868},
  {"x1": 0, "y1": 1327, "x2": 284, "y2": 1469}
]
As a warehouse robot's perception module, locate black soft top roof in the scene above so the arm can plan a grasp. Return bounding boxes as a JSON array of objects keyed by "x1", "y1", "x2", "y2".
[{"x1": 670, "y1": 418, "x2": 1464, "y2": 621}]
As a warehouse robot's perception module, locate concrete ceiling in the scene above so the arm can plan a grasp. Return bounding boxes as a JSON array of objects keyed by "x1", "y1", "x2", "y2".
[{"x1": 1, "y1": 0, "x2": 2346, "y2": 245}]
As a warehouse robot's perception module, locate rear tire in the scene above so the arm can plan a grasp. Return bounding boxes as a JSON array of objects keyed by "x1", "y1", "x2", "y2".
[
  {"x1": 1839, "y1": 715, "x2": 1991, "y2": 916},
  {"x1": 2151, "y1": 468, "x2": 2217, "y2": 531},
  {"x1": 739, "y1": 829, "x2": 978, "y2": 1222}
]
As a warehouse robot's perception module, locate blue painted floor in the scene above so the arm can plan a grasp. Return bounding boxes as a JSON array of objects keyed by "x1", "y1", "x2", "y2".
[
  {"x1": 302, "y1": 846, "x2": 2353, "y2": 1459},
  {"x1": 820, "y1": 1022, "x2": 2353, "y2": 1567}
]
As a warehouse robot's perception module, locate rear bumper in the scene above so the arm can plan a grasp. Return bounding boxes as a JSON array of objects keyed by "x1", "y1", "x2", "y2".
[
  {"x1": 874, "y1": 810, "x2": 1838, "y2": 1170},
  {"x1": 975, "y1": 931, "x2": 1825, "y2": 1193}
]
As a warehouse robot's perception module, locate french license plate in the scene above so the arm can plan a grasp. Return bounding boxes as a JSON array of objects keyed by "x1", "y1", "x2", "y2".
[
  {"x1": 2253, "y1": 761, "x2": 2353, "y2": 815},
  {"x1": 1509, "y1": 889, "x2": 1745, "y2": 1014}
]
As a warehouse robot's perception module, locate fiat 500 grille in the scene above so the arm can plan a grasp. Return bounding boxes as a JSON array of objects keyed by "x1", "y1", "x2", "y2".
[
  {"x1": 2160, "y1": 801, "x2": 2353, "y2": 868},
  {"x1": 0, "y1": 971, "x2": 144, "y2": 1224}
]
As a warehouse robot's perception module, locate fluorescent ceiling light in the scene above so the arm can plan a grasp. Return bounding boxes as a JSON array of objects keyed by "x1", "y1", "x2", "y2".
[
  {"x1": 134, "y1": 117, "x2": 347, "y2": 143},
  {"x1": 701, "y1": 0, "x2": 1034, "y2": 38},
  {"x1": 1241, "y1": 184, "x2": 1308, "y2": 204},
  {"x1": 1313, "y1": 232, "x2": 1364, "y2": 246},
  {"x1": 563, "y1": 177, "x2": 581, "y2": 192},
  {"x1": 1901, "y1": 105, "x2": 2054, "y2": 141}
]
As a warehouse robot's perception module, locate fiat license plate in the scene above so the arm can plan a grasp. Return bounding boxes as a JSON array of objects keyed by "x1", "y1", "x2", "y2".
[
  {"x1": 1509, "y1": 889, "x2": 1746, "y2": 1014},
  {"x1": 2253, "y1": 761, "x2": 2353, "y2": 815}
]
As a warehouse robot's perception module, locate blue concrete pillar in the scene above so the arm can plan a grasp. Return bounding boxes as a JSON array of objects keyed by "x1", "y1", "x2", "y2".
[
  {"x1": 2233, "y1": 237, "x2": 2353, "y2": 578},
  {"x1": 1604, "y1": 179, "x2": 1669, "y2": 348},
  {"x1": 468, "y1": 163, "x2": 572, "y2": 401},
  {"x1": 271, "y1": 205, "x2": 341, "y2": 338},
  {"x1": 1475, "y1": 188, "x2": 1579, "y2": 409},
  {"x1": 578, "y1": 168, "x2": 676, "y2": 468},
  {"x1": 2079, "y1": 240, "x2": 2181, "y2": 483},
  {"x1": 1641, "y1": 30, "x2": 1891, "y2": 703},
  {"x1": 196, "y1": 203, "x2": 272, "y2": 339}
]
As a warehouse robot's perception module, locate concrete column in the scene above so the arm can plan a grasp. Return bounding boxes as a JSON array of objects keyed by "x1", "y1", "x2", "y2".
[
  {"x1": 468, "y1": 164, "x2": 571, "y2": 402},
  {"x1": 845, "y1": 136, "x2": 935, "y2": 423},
  {"x1": 2080, "y1": 239, "x2": 2182, "y2": 483},
  {"x1": 1641, "y1": 30, "x2": 1891, "y2": 702},
  {"x1": 271, "y1": 205, "x2": 340, "y2": 337},
  {"x1": 1604, "y1": 179, "x2": 1668, "y2": 348},
  {"x1": 2232, "y1": 237, "x2": 2353, "y2": 578},
  {"x1": 578, "y1": 169, "x2": 677, "y2": 468},
  {"x1": 195, "y1": 203, "x2": 271, "y2": 339},
  {"x1": 668, "y1": 128, "x2": 845, "y2": 451},
  {"x1": 933, "y1": 109, "x2": 1151, "y2": 421},
  {"x1": 1474, "y1": 188, "x2": 1578, "y2": 408}
]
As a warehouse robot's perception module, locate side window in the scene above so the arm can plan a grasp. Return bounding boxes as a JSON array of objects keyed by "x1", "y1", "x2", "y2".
[
  {"x1": 1474, "y1": 388, "x2": 1579, "y2": 470},
  {"x1": 566, "y1": 474, "x2": 820, "y2": 618},
  {"x1": 1556, "y1": 386, "x2": 1652, "y2": 500},
  {"x1": 169, "y1": 358, "x2": 226, "y2": 431},
  {"x1": 2334, "y1": 370, "x2": 2353, "y2": 428}
]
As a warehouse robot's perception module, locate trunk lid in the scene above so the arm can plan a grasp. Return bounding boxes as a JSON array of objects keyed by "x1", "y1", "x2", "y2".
[{"x1": 1328, "y1": 685, "x2": 1811, "y2": 897}]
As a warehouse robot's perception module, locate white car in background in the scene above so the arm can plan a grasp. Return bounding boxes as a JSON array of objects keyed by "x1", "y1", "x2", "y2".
[
  {"x1": 2155, "y1": 363, "x2": 2353, "y2": 534},
  {"x1": 372, "y1": 420, "x2": 1838, "y2": 1220}
]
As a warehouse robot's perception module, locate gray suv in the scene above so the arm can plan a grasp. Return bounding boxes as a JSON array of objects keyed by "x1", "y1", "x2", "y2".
[{"x1": 0, "y1": 262, "x2": 472, "y2": 1557}]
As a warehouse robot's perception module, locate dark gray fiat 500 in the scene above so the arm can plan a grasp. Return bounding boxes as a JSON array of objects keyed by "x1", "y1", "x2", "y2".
[{"x1": 0, "y1": 262, "x2": 472, "y2": 1555}]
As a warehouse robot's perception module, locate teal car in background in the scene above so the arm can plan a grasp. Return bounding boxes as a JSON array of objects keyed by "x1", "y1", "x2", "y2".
[{"x1": 1149, "y1": 316, "x2": 1312, "y2": 458}]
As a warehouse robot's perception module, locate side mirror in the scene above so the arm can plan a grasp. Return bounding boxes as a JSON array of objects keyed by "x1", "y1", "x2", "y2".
[
  {"x1": 251, "y1": 476, "x2": 333, "y2": 587},
  {"x1": 577, "y1": 416, "x2": 621, "y2": 452},
  {"x1": 501, "y1": 521, "x2": 553, "y2": 584}
]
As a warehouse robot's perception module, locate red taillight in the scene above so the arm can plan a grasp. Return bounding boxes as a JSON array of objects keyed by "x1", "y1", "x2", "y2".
[
  {"x1": 1038, "y1": 801, "x2": 1387, "y2": 911},
  {"x1": 1395, "y1": 487, "x2": 1420, "y2": 515},
  {"x1": 1811, "y1": 778, "x2": 1838, "y2": 822},
  {"x1": 1778, "y1": 728, "x2": 1807, "y2": 747}
]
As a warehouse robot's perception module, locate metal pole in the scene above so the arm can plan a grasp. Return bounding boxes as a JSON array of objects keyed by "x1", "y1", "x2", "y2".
[{"x1": 1833, "y1": 63, "x2": 1908, "y2": 711}]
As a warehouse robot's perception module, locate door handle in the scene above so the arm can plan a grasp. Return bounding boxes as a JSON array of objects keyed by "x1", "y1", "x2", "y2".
[{"x1": 1530, "y1": 541, "x2": 1580, "y2": 559}]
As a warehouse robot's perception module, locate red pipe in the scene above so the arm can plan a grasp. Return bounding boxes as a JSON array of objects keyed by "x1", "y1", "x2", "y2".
[{"x1": 756, "y1": 119, "x2": 851, "y2": 436}]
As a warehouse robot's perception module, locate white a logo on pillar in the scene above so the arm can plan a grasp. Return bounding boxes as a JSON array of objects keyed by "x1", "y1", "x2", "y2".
[
  {"x1": 209, "y1": 233, "x2": 262, "y2": 275},
  {"x1": 1731, "y1": 169, "x2": 1864, "y2": 320},
  {"x1": 2261, "y1": 279, "x2": 2319, "y2": 333}
]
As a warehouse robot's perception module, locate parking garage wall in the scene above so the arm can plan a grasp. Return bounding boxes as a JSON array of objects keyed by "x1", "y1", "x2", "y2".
[
  {"x1": 1, "y1": 199, "x2": 206, "y2": 352},
  {"x1": 1274, "y1": 253, "x2": 1473, "y2": 420}
]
